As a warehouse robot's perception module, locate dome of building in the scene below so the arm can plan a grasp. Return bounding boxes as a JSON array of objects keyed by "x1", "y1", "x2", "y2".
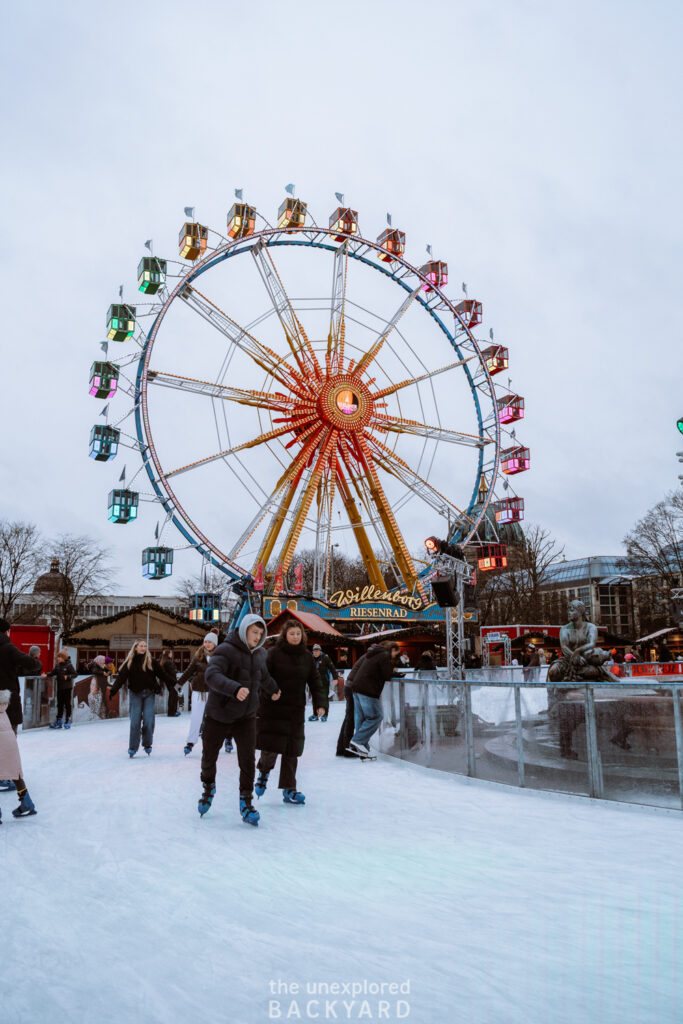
[{"x1": 33, "y1": 558, "x2": 73, "y2": 595}]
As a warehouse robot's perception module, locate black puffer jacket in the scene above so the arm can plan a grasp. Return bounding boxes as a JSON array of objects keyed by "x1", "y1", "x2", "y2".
[
  {"x1": 110, "y1": 654, "x2": 165, "y2": 696},
  {"x1": 205, "y1": 624, "x2": 278, "y2": 725},
  {"x1": 179, "y1": 655, "x2": 209, "y2": 694},
  {"x1": 0, "y1": 632, "x2": 42, "y2": 728},
  {"x1": 257, "y1": 641, "x2": 326, "y2": 757},
  {"x1": 47, "y1": 659, "x2": 77, "y2": 691},
  {"x1": 348, "y1": 644, "x2": 397, "y2": 699}
]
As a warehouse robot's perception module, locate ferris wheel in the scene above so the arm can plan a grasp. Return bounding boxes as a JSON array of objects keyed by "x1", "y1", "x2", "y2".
[{"x1": 89, "y1": 190, "x2": 529, "y2": 605}]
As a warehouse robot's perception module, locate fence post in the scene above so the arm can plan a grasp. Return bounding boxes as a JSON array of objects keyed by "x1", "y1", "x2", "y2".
[
  {"x1": 422, "y1": 682, "x2": 432, "y2": 765},
  {"x1": 671, "y1": 685, "x2": 683, "y2": 812},
  {"x1": 463, "y1": 681, "x2": 476, "y2": 777},
  {"x1": 584, "y1": 686, "x2": 603, "y2": 799},
  {"x1": 398, "y1": 679, "x2": 406, "y2": 757},
  {"x1": 514, "y1": 685, "x2": 525, "y2": 788}
]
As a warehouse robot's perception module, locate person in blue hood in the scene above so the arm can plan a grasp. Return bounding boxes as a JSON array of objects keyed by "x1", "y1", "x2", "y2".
[{"x1": 200, "y1": 614, "x2": 280, "y2": 826}]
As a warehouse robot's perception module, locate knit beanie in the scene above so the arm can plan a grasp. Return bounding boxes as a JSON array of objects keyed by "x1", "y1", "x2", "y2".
[{"x1": 204, "y1": 632, "x2": 219, "y2": 648}]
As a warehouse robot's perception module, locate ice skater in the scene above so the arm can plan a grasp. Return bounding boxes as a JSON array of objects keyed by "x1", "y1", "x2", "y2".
[
  {"x1": 347, "y1": 641, "x2": 400, "y2": 758},
  {"x1": 45, "y1": 649, "x2": 77, "y2": 729},
  {"x1": 255, "y1": 620, "x2": 326, "y2": 805},
  {"x1": 308, "y1": 643, "x2": 338, "y2": 721},
  {"x1": 0, "y1": 689, "x2": 37, "y2": 820},
  {"x1": 200, "y1": 614, "x2": 280, "y2": 826},
  {"x1": 178, "y1": 631, "x2": 219, "y2": 756},
  {"x1": 109, "y1": 640, "x2": 166, "y2": 757}
]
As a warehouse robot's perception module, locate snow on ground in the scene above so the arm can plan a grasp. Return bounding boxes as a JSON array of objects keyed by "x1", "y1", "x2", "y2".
[{"x1": 3, "y1": 704, "x2": 682, "y2": 1024}]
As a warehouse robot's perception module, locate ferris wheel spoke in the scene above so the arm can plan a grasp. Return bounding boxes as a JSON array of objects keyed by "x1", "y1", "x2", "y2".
[
  {"x1": 164, "y1": 414, "x2": 319, "y2": 480},
  {"x1": 247, "y1": 424, "x2": 328, "y2": 568},
  {"x1": 372, "y1": 356, "x2": 477, "y2": 399},
  {"x1": 244, "y1": 472, "x2": 304, "y2": 568},
  {"x1": 327, "y1": 242, "x2": 348, "y2": 374},
  {"x1": 352, "y1": 284, "x2": 421, "y2": 377},
  {"x1": 335, "y1": 466, "x2": 387, "y2": 591},
  {"x1": 228, "y1": 478, "x2": 294, "y2": 563},
  {"x1": 371, "y1": 412, "x2": 489, "y2": 449},
  {"x1": 179, "y1": 282, "x2": 304, "y2": 392},
  {"x1": 366, "y1": 434, "x2": 475, "y2": 525},
  {"x1": 312, "y1": 465, "x2": 338, "y2": 598},
  {"x1": 351, "y1": 439, "x2": 426, "y2": 599},
  {"x1": 251, "y1": 240, "x2": 322, "y2": 381},
  {"x1": 274, "y1": 429, "x2": 339, "y2": 582},
  {"x1": 147, "y1": 370, "x2": 306, "y2": 414}
]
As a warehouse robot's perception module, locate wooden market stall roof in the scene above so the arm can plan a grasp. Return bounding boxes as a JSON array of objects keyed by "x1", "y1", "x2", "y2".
[
  {"x1": 62, "y1": 602, "x2": 207, "y2": 648},
  {"x1": 266, "y1": 608, "x2": 345, "y2": 641}
]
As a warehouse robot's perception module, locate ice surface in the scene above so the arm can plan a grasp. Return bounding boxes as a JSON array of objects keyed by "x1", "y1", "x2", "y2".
[{"x1": 2, "y1": 704, "x2": 681, "y2": 1024}]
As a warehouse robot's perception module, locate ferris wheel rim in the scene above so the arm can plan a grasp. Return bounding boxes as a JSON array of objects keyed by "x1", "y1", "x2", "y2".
[{"x1": 133, "y1": 226, "x2": 502, "y2": 581}]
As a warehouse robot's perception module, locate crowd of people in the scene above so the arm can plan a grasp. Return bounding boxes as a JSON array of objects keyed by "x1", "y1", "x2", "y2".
[
  {"x1": 0, "y1": 614, "x2": 404, "y2": 829},
  {"x1": 1, "y1": 612, "x2": 681, "y2": 827}
]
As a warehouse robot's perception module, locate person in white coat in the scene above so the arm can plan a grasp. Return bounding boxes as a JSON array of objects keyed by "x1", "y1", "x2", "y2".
[
  {"x1": 0, "y1": 688, "x2": 37, "y2": 820},
  {"x1": 179, "y1": 632, "x2": 219, "y2": 756}
]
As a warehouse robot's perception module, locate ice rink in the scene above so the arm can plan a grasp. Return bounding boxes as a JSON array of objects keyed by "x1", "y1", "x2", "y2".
[{"x1": 3, "y1": 704, "x2": 681, "y2": 1024}]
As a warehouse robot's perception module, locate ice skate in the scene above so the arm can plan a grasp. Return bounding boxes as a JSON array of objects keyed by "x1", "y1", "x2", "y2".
[
  {"x1": 282, "y1": 789, "x2": 305, "y2": 805},
  {"x1": 255, "y1": 770, "x2": 270, "y2": 798},
  {"x1": 240, "y1": 794, "x2": 260, "y2": 826},
  {"x1": 198, "y1": 781, "x2": 216, "y2": 816},
  {"x1": 12, "y1": 790, "x2": 37, "y2": 818}
]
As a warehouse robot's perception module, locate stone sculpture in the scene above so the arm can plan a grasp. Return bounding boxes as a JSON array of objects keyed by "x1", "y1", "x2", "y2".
[{"x1": 547, "y1": 599, "x2": 620, "y2": 683}]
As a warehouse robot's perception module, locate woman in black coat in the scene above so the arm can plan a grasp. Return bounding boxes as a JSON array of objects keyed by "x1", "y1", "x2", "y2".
[
  {"x1": 109, "y1": 640, "x2": 166, "y2": 757},
  {"x1": 255, "y1": 621, "x2": 327, "y2": 805}
]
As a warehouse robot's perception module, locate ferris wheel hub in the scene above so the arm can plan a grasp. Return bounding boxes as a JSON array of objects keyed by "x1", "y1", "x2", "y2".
[{"x1": 317, "y1": 373, "x2": 373, "y2": 432}]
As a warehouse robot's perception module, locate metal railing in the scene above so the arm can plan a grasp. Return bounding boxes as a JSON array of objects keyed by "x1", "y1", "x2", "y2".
[
  {"x1": 377, "y1": 676, "x2": 683, "y2": 811},
  {"x1": 19, "y1": 676, "x2": 191, "y2": 730}
]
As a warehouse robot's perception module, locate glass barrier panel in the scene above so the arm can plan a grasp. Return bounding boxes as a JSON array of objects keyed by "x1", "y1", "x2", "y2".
[
  {"x1": 595, "y1": 684, "x2": 682, "y2": 810},
  {"x1": 515, "y1": 684, "x2": 591, "y2": 797}
]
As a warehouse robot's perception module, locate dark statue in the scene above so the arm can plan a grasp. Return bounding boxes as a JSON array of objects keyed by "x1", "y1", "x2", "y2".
[{"x1": 547, "y1": 599, "x2": 620, "y2": 683}]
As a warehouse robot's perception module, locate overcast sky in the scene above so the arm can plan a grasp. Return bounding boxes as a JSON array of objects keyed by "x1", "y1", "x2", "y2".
[{"x1": 1, "y1": 0, "x2": 681, "y2": 595}]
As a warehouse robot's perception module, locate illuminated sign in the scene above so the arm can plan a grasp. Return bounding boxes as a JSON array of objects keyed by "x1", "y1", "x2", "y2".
[
  {"x1": 264, "y1": 595, "x2": 446, "y2": 623},
  {"x1": 328, "y1": 585, "x2": 424, "y2": 612}
]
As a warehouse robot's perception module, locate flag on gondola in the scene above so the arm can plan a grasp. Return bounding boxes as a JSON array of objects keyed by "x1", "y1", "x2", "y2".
[
  {"x1": 100, "y1": 341, "x2": 109, "y2": 354},
  {"x1": 273, "y1": 564, "x2": 284, "y2": 593},
  {"x1": 335, "y1": 192, "x2": 344, "y2": 205},
  {"x1": 235, "y1": 188, "x2": 243, "y2": 200},
  {"x1": 253, "y1": 562, "x2": 264, "y2": 591},
  {"x1": 184, "y1": 206, "x2": 195, "y2": 219},
  {"x1": 118, "y1": 466, "x2": 126, "y2": 483},
  {"x1": 285, "y1": 183, "x2": 295, "y2": 196},
  {"x1": 118, "y1": 284, "x2": 123, "y2": 299},
  {"x1": 293, "y1": 563, "x2": 303, "y2": 593},
  {"x1": 144, "y1": 239, "x2": 153, "y2": 252},
  {"x1": 100, "y1": 404, "x2": 109, "y2": 418},
  {"x1": 386, "y1": 213, "x2": 392, "y2": 226}
]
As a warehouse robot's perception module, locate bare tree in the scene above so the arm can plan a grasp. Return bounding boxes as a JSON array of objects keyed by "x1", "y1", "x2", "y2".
[
  {"x1": 0, "y1": 520, "x2": 45, "y2": 621},
  {"x1": 475, "y1": 523, "x2": 564, "y2": 625},
  {"x1": 176, "y1": 569, "x2": 238, "y2": 622},
  {"x1": 44, "y1": 535, "x2": 116, "y2": 635},
  {"x1": 623, "y1": 491, "x2": 683, "y2": 633},
  {"x1": 265, "y1": 548, "x2": 369, "y2": 598}
]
